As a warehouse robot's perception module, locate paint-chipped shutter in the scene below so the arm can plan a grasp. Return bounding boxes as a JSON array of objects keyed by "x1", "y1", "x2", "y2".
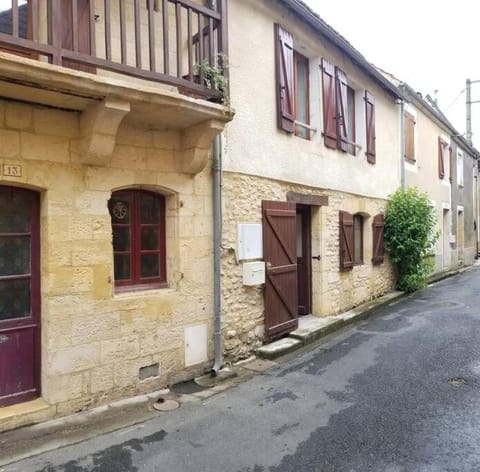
[
  {"x1": 339, "y1": 211, "x2": 354, "y2": 271},
  {"x1": 449, "y1": 145, "x2": 454, "y2": 182},
  {"x1": 365, "y1": 91, "x2": 376, "y2": 164},
  {"x1": 438, "y1": 137, "x2": 445, "y2": 179},
  {"x1": 372, "y1": 214, "x2": 385, "y2": 265},
  {"x1": 275, "y1": 24, "x2": 295, "y2": 133},
  {"x1": 335, "y1": 67, "x2": 348, "y2": 152},
  {"x1": 404, "y1": 112, "x2": 415, "y2": 162},
  {"x1": 322, "y1": 58, "x2": 337, "y2": 149}
]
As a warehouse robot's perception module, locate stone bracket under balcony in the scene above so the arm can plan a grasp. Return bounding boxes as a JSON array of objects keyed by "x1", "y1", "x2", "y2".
[{"x1": 73, "y1": 98, "x2": 131, "y2": 166}]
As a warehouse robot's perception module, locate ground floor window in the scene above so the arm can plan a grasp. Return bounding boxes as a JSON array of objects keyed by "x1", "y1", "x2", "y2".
[{"x1": 109, "y1": 189, "x2": 166, "y2": 290}]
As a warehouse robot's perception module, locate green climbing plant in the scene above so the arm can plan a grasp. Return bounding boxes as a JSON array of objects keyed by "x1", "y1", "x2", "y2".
[{"x1": 384, "y1": 187, "x2": 439, "y2": 292}]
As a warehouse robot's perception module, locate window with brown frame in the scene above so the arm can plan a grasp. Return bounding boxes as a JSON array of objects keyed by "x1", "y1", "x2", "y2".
[
  {"x1": 353, "y1": 214, "x2": 363, "y2": 264},
  {"x1": 109, "y1": 190, "x2": 167, "y2": 291},
  {"x1": 275, "y1": 24, "x2": 310, "y2": 139},
  {"x1": 404, "y1": 111, "x2": 416, "y2": 163},
  {"x1": 0, "y1": 0, "x2": 35, "y2": 58},
  {"x1": 294, "y1": 51, "x2": 310, "y2": 139}
]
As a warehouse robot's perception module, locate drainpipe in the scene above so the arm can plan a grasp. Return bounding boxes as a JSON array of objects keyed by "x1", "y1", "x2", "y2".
[
  {"x1": 397, "y1": 98, "x2": 406, "y2": 190},
  {"x1": 211, "y1": 134, "x2": 222, "y2": 376}
]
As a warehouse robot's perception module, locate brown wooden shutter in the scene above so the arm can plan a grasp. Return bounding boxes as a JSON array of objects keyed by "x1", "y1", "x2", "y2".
[
  {"x1": 335, "y1": 67, "x2": 348, "y2": 152},
  {"x1": 365, "y1": 90, "x2": 376, "y2": 163},
  {"x1": 449, "y1": 145, "x2": 454, "y2": 182},
  {"x1": 322, "y1": 58, "x2": 337, "y2": 149},
  {"x1": 372, "y1": 214, "x2": 385, "y2": 265},
  {"x1": 438, "y1": 137, "x2": 445, "y2": 179},
  {"x1": 339, "y1": 211, "x2": 354, "y2": 271},
  {"x1": 275, "y1": 24, "x2": 295, "y2": 133},
  {"x1": 404, "y1": 112, "x2": 415, "y2": 162}
]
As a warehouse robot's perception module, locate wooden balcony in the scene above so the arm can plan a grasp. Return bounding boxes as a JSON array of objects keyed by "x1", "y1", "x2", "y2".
[{"x1": 0, "y1": 0, "x2": 227, "y2": 102}]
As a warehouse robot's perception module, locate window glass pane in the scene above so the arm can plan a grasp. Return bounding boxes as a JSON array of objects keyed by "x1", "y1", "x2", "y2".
[
  {"x1": 114, "y1": 254, "x2": 131, "y2": 281},
  {"x1": 295, "y1": 57, "x2": 309, "y2": 139},
  {"x1": 0, "y1": 190, "x2": 32, "y2": 233},
  {"x1": 296, "y1": 214, "x2": 303, "y2": 257},
  {"x1": 0, "y1": 2, "x2": 13, "y2": 35},
  {"x1": 113, "y1": 227, "x2": 130, "y2": 252},
  {"x1": 0, "y1": 236, "x2": 30, "y2": 276},
  {"x1": 140, "y1": 254, "x2": 160, "y2": 278},
  {"x1": 140, "y1": 194, "x2": 161, "y2": 224},
  {"x1": 354, "y1": 216, "x2": 362, "y2": 264},
  {"x1": 109, "y1": 196, "x2": 130, "y2": 224},
  {"x1": 0, "y1": 278, "x2": 30, "y2": 320},
  {"x1": 18, "y1": 0, "x2": 28, "y2": 39},
  {"x1": 141, "y1": 227, "x2": 160, "y2": 251}
]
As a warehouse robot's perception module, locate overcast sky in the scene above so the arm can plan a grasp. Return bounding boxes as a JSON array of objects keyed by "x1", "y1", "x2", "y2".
[{"x1": 304, "y1": 0, "x2": 480, "y2": 147}]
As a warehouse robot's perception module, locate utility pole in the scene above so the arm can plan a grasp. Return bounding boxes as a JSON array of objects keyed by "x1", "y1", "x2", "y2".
[{"x1": 466, "y1": 79, "x2": 480, "y2": 145}]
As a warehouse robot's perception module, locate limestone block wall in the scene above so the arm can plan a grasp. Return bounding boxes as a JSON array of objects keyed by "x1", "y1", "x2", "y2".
[
  {"x1": 222, "y1": 172, "x2": 395, "y2": 362},
  {"x1": 0, "y1": 98, "x2": 215, "y2": 415}
]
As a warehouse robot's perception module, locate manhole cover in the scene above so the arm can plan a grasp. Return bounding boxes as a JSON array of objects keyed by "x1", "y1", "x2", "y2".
[
  {"x1": 152, "y1": 398, "x2": 180, "y2": 411},
  {"x1": 448, "y1": 377, "x2": 467, "y2": 387}
]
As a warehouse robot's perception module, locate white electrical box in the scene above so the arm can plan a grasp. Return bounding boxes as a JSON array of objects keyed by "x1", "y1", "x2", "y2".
[
  {"x1": 243, "y1": 261, "x2": 266, "y2": 286},
  {"x1": 237, "y1": 223, "x2": 263, "y2": 260},
  {"x1": 184, "y1": 324, "x2": 207, "y2": 367}
]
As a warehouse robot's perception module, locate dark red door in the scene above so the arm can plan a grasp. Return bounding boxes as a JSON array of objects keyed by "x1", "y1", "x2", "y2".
[
  {"x1": 263, "y1": 201, "x2": 298, "y2": 340},
  {"x1": 0, "y1": 186, "x2": 41, "y2": 407},
  {"x1": 296, "y1": 205, "x2": 311, "y2": 315}
]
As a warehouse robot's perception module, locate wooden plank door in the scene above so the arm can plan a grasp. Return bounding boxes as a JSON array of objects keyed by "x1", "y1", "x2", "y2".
[
  {"x1": 51, "y1": 0, "x2": 95, "y2": 73},
  {"x1": 0, "y1": 187, "x2": 41, "y2": 407},
  {"x1": 262, "y1": 200, "x2": 298, "y2": 340},
  {"x1": 296, "y1": 205, "x2": 311, "y2": 315}
]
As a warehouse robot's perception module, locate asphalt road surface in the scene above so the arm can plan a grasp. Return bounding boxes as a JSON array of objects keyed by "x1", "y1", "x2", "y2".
[{"x1": 4, "y1": 266, "x2": 480, "y2": 471}]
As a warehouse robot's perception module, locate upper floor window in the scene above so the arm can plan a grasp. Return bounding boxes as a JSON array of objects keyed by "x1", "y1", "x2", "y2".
[
  {"x1": 457, "y1": 149, "x2": 464, "y2": 187},
  {"x1": 275, "y1": 24, "x2": 310, "y2": 139},
  {"x1": 109, "y1": 190, "x2": 166, "y2": 291},
  {"x1": 322, "y1": 58, "x2": 376, "y2": 163},
  {"x1": 404, "y1": 111, "x2": 416, "y2": 163}
]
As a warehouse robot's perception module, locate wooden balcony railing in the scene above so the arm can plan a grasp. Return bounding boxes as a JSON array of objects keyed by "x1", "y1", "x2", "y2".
[{"x1": 0, "y1": 0, "x2": 227, "y2": 101}]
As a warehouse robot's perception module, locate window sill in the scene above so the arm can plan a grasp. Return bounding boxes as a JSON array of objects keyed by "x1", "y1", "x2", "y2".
[{"x1": 114, "y1": 283, "x2": 174, "y2": 299}]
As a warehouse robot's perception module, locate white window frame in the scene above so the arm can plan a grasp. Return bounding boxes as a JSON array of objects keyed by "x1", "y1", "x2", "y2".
[{"x1": 457, "y1": 149, "x2": 464, "y2": 187}]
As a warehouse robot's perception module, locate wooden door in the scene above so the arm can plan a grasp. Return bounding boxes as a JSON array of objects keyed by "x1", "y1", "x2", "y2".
[
  {"x1": 296, "y1": 205, "x2": 311, "y2": 315},
  {"x1": 51, "y1": 0, "x2": 95, "y2": 73},
  {"x1": 0, "y1": 187, "x2": 41, "y2": 407},
  {"x1": 263, "y1": 201, "x2": 298, "y2": 340}
]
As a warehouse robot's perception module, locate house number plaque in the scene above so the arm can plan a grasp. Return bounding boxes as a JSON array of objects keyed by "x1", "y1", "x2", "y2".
[{"x1": 3, "y1": 164, "x2": 22, "y2": 177}]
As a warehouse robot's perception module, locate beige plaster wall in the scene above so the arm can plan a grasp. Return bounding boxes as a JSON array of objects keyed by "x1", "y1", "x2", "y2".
[
  {"x1": 224, "y1": 0, "x2": 401, "y2": 201},
  {"x1": 221, "y1": 172, "x2": 395, "y2": 362},
  {"x1": 0, "y1": 99, "x2": 214, "y2": 416}
]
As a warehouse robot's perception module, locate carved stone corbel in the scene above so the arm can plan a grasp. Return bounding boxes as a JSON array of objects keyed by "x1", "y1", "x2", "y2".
[
  {"x1": 73, "y1": 98, "x2": 130, "y2": 166},
  {"x1": 178, "y1": 119, "x2": 224, "y2": 174}
]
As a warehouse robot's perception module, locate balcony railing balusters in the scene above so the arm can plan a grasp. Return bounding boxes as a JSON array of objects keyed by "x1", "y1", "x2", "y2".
[{"x1": 0, "y1": 0, "x2": 225, "y2": 100}]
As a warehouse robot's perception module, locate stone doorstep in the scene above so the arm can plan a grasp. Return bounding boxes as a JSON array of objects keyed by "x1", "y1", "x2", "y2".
[{"x1": 256, "y1": 290, "x2": 405, "y2": 360}]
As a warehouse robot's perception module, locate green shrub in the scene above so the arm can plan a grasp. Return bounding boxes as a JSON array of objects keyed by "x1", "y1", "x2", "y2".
[{"x1": 384, "y1": 187, "x2": 438, "y2": 292}]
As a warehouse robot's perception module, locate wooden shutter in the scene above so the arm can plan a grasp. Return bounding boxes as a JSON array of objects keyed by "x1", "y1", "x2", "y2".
[
  {"x1": 404, "y1": 112, "x2": 415, "y2": 162},
  {"x1": 339, "y1": 211, "x2": 354, "y2": 271},
  {"x1": 449, "y1": 145, "x2": 454, "y2": 182},
  {"x1": 275, "y1": 24, "x2": 295, "y2": 133},
  {"x1": 335, "y1": 67, "x2": 348, "y2": 152},
  {"x1": 372, "y1": 214, "x2": 385, "y2": 265},
  {"x1": 365, "y1": 91, "x2": 376, "y2": 164},
  {"x1": 322, "y1": 58, "x2": 337, "y2": 149},
  {"x1": 438, "y1": 137, "x2": 445, "y2": 179}
]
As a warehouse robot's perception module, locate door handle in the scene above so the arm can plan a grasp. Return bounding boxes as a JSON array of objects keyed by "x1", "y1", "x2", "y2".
[
  {"x1": 312, "y1": 255, "x2": 321, "y2": 261},
  {"x1": 0, "y1": 335, "x2": 9, "y2": 344}
]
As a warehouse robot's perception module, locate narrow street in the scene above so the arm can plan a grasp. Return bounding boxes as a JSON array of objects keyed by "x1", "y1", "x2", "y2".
[{"x1": 4, "y1": 266, "x2": 480, "y2": 472}]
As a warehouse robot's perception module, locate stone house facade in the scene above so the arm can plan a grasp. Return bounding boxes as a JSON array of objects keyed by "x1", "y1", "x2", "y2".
[
  {"x1": 221, "y1": 0, "x2": 403, "y2": 361},
  {"x1": 0, "y1": 0, "x2": 232, "y2": 431}
]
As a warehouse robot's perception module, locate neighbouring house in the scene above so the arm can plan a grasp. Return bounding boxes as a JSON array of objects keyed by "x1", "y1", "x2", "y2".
[
  {"x1": 0, "y1": 0, "x2": 232, "y2": 431},
  {"x1": 220, "y1": 0, "x2": 403, "y2": 360},
  {"x1": 395, "y1": 81, "x2": 479, "y2": 274}
]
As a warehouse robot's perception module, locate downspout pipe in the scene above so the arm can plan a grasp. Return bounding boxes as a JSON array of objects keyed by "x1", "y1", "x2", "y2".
[
  {"x1": 397, "y1": 98, "x2": 406, "y2": 190},
  {"x1": 211, "y1": 134, "x2": 222, "y2": 376}
]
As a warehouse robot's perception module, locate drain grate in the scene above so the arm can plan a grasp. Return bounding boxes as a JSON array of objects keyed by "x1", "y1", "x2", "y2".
[
  {"x1": 152, "y1": 398, "x2": 180, "y2": 412},
  {"x1": 448, "y1": 377, "x2": 467, "y2": 387}
]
